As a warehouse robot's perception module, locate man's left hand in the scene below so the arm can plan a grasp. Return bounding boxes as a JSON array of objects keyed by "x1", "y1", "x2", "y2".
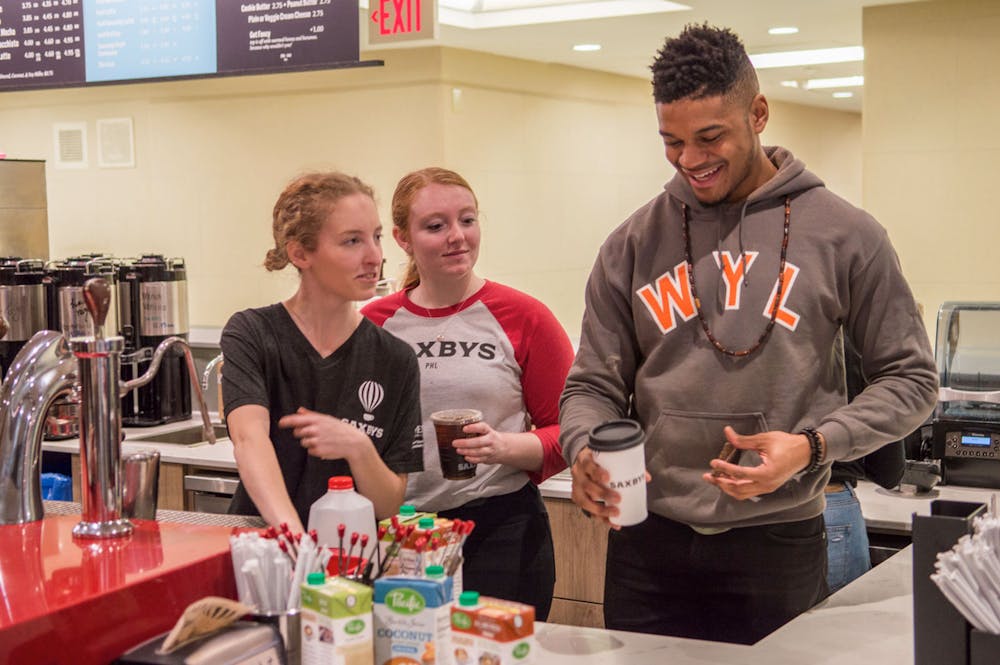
[{"x1": 703, "y1": 426, "x2": 811, "y2": 500}]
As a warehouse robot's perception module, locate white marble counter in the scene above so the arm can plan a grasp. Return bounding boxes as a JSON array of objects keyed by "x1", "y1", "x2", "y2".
[
  {"x1": 533, "y1": 544, "x2": 915, "y2": 663},
  {"x1": 539, "y1": 471, "x2": 572, "y2": 499},
  {"x1": 42, "y1": 414, "x2": 237, "y2": 470},
  {"x1": 856, "y1": 480, "x2": 997, "y2": 534}
]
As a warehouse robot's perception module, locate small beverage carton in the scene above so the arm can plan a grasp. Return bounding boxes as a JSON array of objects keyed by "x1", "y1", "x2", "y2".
[
  {"x1": 450, "y1": 592, "x2": 535, "y2": 665},
  {"x1": 374, "y1": 568, "x2": 454, "y2": 665},
  {"x1": 300, "y1": 573, "x2": 374, "y2": 665},
  {"x1": 380, "y1": 510, "x2": 453, "y2": 576}
]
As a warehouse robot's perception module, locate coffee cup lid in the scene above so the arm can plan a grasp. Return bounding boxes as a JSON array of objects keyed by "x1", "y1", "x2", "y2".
[{"x1": 588, "y1": 419, "x2": 644, "y2": 452}]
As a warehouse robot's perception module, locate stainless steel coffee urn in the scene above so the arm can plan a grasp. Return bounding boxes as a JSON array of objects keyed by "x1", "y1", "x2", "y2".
[
  {"x1": 45, "y1": 255, "x2": 120, "y2": 340},
  {"x1": 0, "y1": 258, "x2": 48, "y2": 379},
  {"x1": 118, "y1": 254, "x2": 191, "y2": 426}
]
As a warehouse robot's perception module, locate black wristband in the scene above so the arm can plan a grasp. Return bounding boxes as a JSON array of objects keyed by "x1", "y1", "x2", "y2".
[{"x1": 800, "y1": 427, "x2": 824, "y2": 474}]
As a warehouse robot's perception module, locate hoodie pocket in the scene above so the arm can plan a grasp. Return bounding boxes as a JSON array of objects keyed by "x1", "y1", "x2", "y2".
[{"x1": 645, "y1": 409, "x2": 769, "y2": 480}]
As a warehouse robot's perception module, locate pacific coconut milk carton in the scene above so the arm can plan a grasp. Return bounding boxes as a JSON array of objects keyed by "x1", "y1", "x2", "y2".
[
  {"x1": 374, "y1": 569, "x2": 454, "y2": 665},
  {"x1": 450, "y1": 592, "x2": 534, "y2": 665},
  {"x1": 300, "y1": 574, "x2": 374, "y2": 665}
]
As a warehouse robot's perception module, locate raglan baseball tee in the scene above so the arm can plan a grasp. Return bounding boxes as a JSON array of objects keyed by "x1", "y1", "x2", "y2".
[{"x1": 363, "y1": 280, "x2": 573, "y2": 512}]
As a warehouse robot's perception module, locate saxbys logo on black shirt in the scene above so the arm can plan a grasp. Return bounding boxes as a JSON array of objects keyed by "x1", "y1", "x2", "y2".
[
  {"x1": 341, "y1": 379, "x2": 386, "y2": 439},
  {"x1": 358, "y1": 380, "x2": 384, "y2": 421}
]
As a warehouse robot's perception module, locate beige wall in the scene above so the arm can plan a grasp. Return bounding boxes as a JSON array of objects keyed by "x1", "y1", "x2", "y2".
[
  {"x1": 0, "y1": 47, "x2": 861, "y2": 338},
  {"x1": 864, "y1": 0, "x2": 1000, "y2": 337},
  {"x1": 763, "y1": 101, "x2": 862, "y2": 208}
]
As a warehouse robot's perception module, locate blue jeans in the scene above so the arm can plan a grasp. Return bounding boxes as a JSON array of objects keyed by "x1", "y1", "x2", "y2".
[{"x1": 823, "y1": 485, "x2": 871, "y2": 593}]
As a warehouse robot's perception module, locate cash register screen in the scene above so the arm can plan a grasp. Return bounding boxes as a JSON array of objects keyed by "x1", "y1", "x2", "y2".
[{"x1": 961, "y1": 434, "x2": 992, "y2": 447}]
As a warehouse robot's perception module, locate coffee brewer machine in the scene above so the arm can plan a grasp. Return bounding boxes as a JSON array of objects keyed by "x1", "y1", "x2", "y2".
[
  {"x1": 40, "y1": 255, "x2": 121, "y2": 439},
  {"x1": 0, "y1": 258, "x2": 48, "y2": 379},
  {"x1": 118, "y1": 255, "x2": 192, "y2": 426},
  {"x1": 931, "y1": 302, "x2": 1000, "y2": 488}
]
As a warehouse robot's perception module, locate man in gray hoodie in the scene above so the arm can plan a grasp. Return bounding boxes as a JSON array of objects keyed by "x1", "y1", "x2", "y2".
[{"x1": 559, "y1": 23, "x2": 938, "y2": 644}]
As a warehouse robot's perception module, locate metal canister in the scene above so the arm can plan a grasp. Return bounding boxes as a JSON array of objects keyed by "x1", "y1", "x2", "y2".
[
  {"x1": 118, "y1": 255, "x2": 191, "y2": 426},
  {"x1": 45, "y1": 255, "x2": 120, "y2": 340},
  {"x1": 0, "y1": 257, "x2": 48, "y2": 379}
]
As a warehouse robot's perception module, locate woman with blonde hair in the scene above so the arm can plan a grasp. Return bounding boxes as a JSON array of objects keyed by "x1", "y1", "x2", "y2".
[
  {"x1": 222, "y1": 172, "x2": 423, "y2": 532},
  {"x1": 363, "y1": 167, "x2": 573, "y2": 618}
]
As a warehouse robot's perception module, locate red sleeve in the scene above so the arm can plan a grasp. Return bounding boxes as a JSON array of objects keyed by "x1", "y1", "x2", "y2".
[
  {"x1": 360, "y1": 293, "x2": 405, "y2": 327},
  {"x1": 484, "y1": 284, "x2": 575, "y2": 483}
]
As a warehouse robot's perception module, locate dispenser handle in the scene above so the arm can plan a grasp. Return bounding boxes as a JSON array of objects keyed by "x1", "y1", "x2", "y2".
[
  {"x1": 119, "y1": 336, "x2": 217, "y2": 444},
  {"x1": 82, "y1": 277, "x2": 112, "y2": 339}
]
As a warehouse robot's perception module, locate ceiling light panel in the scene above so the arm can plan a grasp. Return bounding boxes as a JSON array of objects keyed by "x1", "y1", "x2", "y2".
[
  {"x1": 804, "y1": 75, "x2": 864, "y2": 90},
  {"x1": 437, "y1": 0, "x2": 690, "y2": 29},
  {"x1": 749, "y1": 46, "x2": 864, "y2": 69},
  {"x1": 768, "y1": 26, "x2": 799, "y2": 35}
]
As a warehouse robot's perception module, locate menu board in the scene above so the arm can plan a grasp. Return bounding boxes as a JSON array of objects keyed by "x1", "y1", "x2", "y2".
[{"x1": 0, "y1": 0, "x2": 364, "y2": 92}]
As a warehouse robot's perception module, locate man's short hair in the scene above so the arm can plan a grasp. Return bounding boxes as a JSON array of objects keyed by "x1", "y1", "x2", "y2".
[{"x1": 651, "y1": 23, "x2": 759, "y2": 105}]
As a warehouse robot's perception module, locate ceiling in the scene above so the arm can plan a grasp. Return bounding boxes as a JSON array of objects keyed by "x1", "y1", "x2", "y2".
[{"x1": 365, "y1": 0, "x2": 927, "y2": 113}]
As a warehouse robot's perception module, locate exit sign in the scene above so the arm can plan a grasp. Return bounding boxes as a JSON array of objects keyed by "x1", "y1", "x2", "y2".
[{"x1": 368, "y1": 0, "x2": 438, "y2": 44}]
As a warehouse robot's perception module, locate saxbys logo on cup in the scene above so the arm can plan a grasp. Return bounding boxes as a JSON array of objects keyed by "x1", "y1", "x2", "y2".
[{"x1": 588, "y1": 419, "x2": 648, "y2": 527}]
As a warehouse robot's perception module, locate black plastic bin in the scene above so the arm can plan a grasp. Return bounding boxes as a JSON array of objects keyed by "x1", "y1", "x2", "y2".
[{"x1": 912, "y1": 499, "x2": 990, "y2": 665}]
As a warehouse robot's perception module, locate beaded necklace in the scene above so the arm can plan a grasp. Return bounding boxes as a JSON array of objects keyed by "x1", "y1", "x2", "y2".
[{"x1": 680, "y1": 196, "x2": 791, "y2": 358}]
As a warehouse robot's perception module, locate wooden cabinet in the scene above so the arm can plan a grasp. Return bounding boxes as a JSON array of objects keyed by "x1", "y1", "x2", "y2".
[{"x1": 544, "y1": 496, "x2": 609, "y2": 628}]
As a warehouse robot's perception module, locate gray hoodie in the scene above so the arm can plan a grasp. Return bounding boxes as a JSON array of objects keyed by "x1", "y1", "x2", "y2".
[{"x1": 559, "y1": 146, "x2": 938, "y2": 528}]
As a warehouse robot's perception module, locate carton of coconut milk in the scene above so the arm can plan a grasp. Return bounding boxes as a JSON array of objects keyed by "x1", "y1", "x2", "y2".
[{"x1": 374, "y1": 570, "x2": 454, "y2": 665}]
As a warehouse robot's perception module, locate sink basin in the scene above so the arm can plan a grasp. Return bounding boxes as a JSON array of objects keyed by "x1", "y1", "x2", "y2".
[{"x1": 130, "y1": 424, "x2": 229, "y2": 446}]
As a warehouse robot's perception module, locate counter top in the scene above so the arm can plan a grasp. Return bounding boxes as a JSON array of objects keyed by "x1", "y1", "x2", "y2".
[
  {"x1": 856, "y1": 480, "x2": 996, "y2": 534},
  {"x1": 40, "y1": 415, "x2": 1000, "y2": 534},
  {"x1": 532, "y1": 543, "x2": 916, "y2": 664},
  {"x1": 0, "y1": 513, "x2": 239, "y2": 664},
  {"x1": 42, "y1": 414, "x2": 238, "y2": 470}
]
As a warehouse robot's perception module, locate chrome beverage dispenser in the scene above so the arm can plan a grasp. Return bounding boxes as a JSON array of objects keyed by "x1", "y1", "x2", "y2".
[
  {"x1": 0, "y1": 258, "x2": 48, "y2": 379},
  {"x1": 42, "y1": 256, "x2": 121, "y2": 439},
  {"x1": 118, "y1": 255, "x2": 191, "y2": 426}
]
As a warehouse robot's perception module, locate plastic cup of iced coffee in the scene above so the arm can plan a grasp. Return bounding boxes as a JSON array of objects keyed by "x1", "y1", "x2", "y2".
[{"x1": 431, "y1": 409, "x2": 482, "y2": 480}]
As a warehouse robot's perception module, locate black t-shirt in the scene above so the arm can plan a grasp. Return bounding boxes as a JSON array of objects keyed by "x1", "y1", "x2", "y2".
[{"x1": 221, "y1": 304, "x2": 424, "y2": 524}]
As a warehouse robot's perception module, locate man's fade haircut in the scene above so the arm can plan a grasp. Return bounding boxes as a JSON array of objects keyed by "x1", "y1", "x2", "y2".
[{"x1": 651, "y1": 23, "x2": 759, "y2": 105}]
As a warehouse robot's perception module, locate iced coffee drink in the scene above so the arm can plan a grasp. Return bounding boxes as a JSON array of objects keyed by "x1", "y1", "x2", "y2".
[{"x1": 431, "y1": 409, "x2": 482, "y2": 480}]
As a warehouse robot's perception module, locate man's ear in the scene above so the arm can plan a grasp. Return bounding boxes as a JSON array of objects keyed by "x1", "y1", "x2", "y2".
[{"x1": 749, "y1": 93, "x2": 769, "y2": 134}]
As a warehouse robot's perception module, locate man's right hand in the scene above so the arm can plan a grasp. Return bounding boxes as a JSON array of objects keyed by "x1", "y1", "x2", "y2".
[{"x1": 570, "y1": 447, "x2": 622, "y2": 529}]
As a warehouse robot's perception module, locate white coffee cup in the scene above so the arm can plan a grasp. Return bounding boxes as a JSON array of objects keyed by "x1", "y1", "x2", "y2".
[{"x1": 588, "y1": 419, "x2": 648, "y2": 527}]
